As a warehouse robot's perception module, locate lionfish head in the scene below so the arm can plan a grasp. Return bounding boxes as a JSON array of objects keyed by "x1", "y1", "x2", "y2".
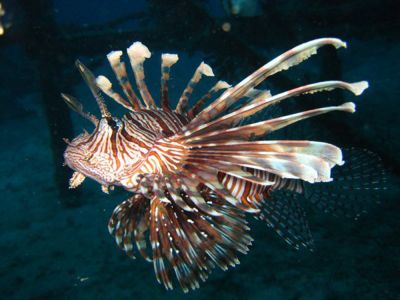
[
  {"x1": 62, "y1": 60, "x2": 127, "y2": 190},
  {"x1": 63, "y1": 115, "x2": 124, "y2": 186}
]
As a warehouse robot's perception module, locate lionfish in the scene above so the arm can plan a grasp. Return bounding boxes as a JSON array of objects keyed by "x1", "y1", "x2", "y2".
[{"x1": 63, "y1": 38, "x2": 370, "y2": 292}]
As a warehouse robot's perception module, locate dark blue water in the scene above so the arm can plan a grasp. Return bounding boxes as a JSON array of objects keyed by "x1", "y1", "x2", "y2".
[{"x1": 0, "y1": 0, "x2": 399, "y2": 299}]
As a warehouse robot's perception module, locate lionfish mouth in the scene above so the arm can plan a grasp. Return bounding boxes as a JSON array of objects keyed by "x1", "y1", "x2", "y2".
[{"x1": 62, "y1": 38, "x2": 373, "y2": 292}]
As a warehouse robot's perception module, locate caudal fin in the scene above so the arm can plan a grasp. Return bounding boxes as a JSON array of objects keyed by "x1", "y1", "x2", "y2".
[{"x1": 305, "y1": 148, "x2": 387, "y2": 219}]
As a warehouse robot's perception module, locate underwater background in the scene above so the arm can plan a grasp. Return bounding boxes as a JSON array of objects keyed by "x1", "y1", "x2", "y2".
[{"x1": 0, "y1": 0, "x2": 399, "y2": 299}]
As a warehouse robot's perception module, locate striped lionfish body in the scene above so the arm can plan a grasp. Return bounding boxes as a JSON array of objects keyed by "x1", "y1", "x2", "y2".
[{"x1": 63, "y1": 38, "x2": 368, "y2": 292}]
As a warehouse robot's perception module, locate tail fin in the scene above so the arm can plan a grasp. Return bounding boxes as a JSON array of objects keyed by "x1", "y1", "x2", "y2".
[
  {"x1": 260, "y1": 148, "x2": 387, "y2": 251},
  {"x1": 305, "y1": 148, "x2": 387, "y2": 219}
]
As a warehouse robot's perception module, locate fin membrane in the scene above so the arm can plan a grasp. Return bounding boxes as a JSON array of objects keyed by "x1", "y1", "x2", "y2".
[
  {"x1": 260, "y1": 189, "x2": 314, "y2": 250},
  {"x1": 108, "y1": 194, "x2": 152, "y2": 261},
  {"x1": 109, "y1": 190, "x2": 252, "y2": 293},
  {"x1": 305, "y1": 148, "x2": 387, "y2": 219}
]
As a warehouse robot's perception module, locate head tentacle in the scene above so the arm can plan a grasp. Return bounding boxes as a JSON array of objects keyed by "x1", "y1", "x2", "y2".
[
  {"x1": 61, "y1": 93, "x2": 98, "y2": 126},
  {"x1": 75, "y1": 60, "x2": 111, "y2": 118}
]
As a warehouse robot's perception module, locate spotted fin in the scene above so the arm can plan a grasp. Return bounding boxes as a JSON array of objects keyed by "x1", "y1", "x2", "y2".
[
  {"x1": 305, "y1": 148, "x2": 387, "y2": 219},
  {"x1": 108, "y1": 194, "x2": 152, "y2": 261},
  {"x1": 260, "y1": 190, "x2": 314, "y2": 250},
  {"x1": 260, "y1": 148, "x2": 388, "y2": 251},
  {"x1": 109, "y1": 179, "x2": 252, "y2": 293}
]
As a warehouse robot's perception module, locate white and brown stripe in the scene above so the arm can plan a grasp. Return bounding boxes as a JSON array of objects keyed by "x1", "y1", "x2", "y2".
[{"x1": 63, "y1": 38, "x2": 370, "y2": 293}]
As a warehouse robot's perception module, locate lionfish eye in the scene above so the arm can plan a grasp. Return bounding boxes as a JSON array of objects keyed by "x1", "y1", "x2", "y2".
[{"x1": 106, "y1": 118, "x2": 118, "y2": 129}]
